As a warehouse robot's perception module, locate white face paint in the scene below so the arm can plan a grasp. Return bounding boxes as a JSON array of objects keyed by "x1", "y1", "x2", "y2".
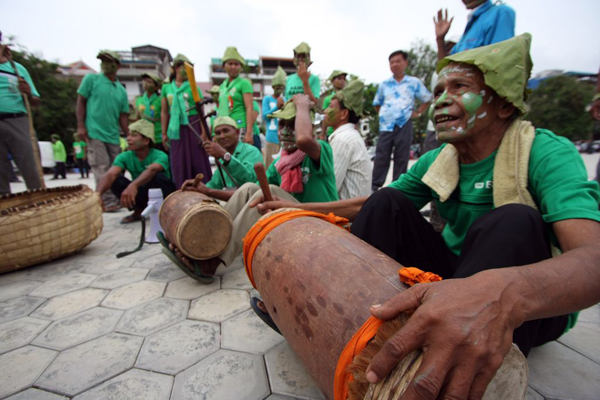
[
  {"x1": 488, "y1": 96, "x2": 494, "y2": 104},
  {"x1": 477, "y1": 112, "x2": 487, "y2": 119}
]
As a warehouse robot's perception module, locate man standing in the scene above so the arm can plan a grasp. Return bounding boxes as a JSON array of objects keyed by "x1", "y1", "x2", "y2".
[
  {"x1": 262, "y1": 66, "x2": 286, "y2": 167},
  {"x1": 284, "y1": 42, "x2": 320, "y2": 105},
  {"x1": 434, "y1": 0, "x2": 515, "y2": 59},
  {"x1": 320, "y1": 70, "x2": 347, "y2": 139},
  {"x1": 77, "y1": 50, "x2": 129, "y2": 212},
  {"x1": 50, "y1": 134, "x2": 66, "y2": 180},
  {"x1": 134, "y1": 73, "x2": 164, "y2": 152},
  {"x1": 72, "y1": 133, "x2": 89, "y2": 178},
  {"x1": 0, "y1": 32, "x2": 42, "y2": 194},
  {"x1": 371, "y1": 50, "x2": 431, "y2": 191},
  {"x1": 325, "y1": 80, "x2": 372, "y2": 199}
]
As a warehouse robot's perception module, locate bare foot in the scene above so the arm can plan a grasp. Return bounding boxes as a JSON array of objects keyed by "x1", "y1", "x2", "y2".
[{"x1": 170, "y1": 243, "x2": 222, "y2": 276}]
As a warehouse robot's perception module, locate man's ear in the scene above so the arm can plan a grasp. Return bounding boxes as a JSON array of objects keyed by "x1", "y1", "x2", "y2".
[{"x1": 497, "y1": 99, "x2": 517, "y2": 120}]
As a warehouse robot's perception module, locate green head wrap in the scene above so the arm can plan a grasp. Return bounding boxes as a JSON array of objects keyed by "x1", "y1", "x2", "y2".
[
  {"x1": 329, "y1": 70, "x2": 347, "y2": 82},
  {"x1": 208, "y1": 85, "x2": 221, "y2": 96},
  {"x1": 222, "y1": 47, "x2": 246, "y2": 66},
  {"x1": 128, "y1": 119, "x2": 155, "y2": 143},
  {"x1": 51, "y1": 134, "x2": 61, "y2": 140},
  {"x1": 437, "y1": 33, "x2": 533, "y2": 115},
  {"x1": 140, "y1": 73, "x2": 162, "y2": 87},
  {"x1": 334, "y1": 80, "x2": 364, "y2": 116},
  {"x1": 293, "y1": 42, "x2": 311, "y2": 56},
  {"x1": 96, "y1": 50, "x2": 121, "y2": 65},
  {"x1": 213, "y1": 116, "x2": 239, "y2": 130},
  {"x1": 268, "y1": 100, "x2": 315, "y2": 123},
  {"x1": 173, "y1": 54, "x2": 192, "y2": 66},
  {"x1": 272, "y1": 66, "x2": 287, "y2": 87}
]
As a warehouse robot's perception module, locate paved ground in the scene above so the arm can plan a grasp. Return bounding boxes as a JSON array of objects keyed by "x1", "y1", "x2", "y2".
[{"x1": 1, "y1": 153, "x2": 599, "y2": 399}]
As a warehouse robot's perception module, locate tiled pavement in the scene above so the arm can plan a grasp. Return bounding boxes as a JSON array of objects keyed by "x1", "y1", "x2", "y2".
[{"x1": 1, "y1": 153, "x2": 599, "y2": 400}]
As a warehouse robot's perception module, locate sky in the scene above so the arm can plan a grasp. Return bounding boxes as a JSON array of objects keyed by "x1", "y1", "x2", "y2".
[{"x1": 2, "y1": 0, "x2": 599, "y2": 85}]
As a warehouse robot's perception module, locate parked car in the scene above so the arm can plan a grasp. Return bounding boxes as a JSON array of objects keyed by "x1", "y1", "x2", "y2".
[{"x1": 591, "y1": 140, "x2": 600, "y2": 153}]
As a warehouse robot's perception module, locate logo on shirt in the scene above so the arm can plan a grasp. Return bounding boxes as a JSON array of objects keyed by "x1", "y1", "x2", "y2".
[
  {"x1": 301, "y1": 167, "x2": 310, "y2": 184},
  {"x1": 474, "y1": 181, "x2": 493, "y2": 189}
]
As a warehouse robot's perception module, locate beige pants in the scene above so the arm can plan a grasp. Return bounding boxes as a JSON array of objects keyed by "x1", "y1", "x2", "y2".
[
  {"x1": 263, "y1": 141, "x2": 280, "y2": 169},
  {"x1": 219, "y1": 182, "x2": 297, "y2": 266},
  {"x1": 88, "y1": 138, "x2": 122, "y2": 208}
]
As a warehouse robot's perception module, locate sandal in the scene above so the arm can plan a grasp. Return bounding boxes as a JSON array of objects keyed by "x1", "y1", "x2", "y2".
[
  {"x1": 157, "y1": 232, "x2": 215, "y2": 284},
  {"x1": 250, "y1": 297, "x2": 281, "y2": 335},
  {"x1": 120, "y1": 214, "x2": 142, "y2": 224}
]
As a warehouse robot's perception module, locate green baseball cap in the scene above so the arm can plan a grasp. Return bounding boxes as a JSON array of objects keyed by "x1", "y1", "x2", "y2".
[
  {"x1": 329, "y1": 70, "x2": 347, "y2": 82},
  {"x1": 140, "y1": 73, "x2": 162, "y2": 87},
  {"x1": 97, "y1": 50, "x2": 121, "y2": 65},
  {"x1": 222, "y1": 47, "x2": 245, "y2": 66},
  {"x1": 293, "y1": 42, "x2": 311, "y2": 55},
  {"x1": 334, "y1": 79, "x2": 364, "y2": 116},
  {"x1": 214, "y1": 116, "x2": 239, "y2": 130},
  {"x1": 437, "y1": 33, "x2": 533, "y2": 115},
  {"x1": 173, "y1": 54, "x2": 192, "y2": 66},
  {"x1": 268, "y1": 100, "x2": 315, "y2": 123},
  {"x1": 272, "y1": 66, "x2": 287, "y2": 87},
  {"x1": 129, "y1": 119, "x2": 155, "y2": 143},
  {"x1": 51, "y1": 134, "x2": 61, "y2": 140}
]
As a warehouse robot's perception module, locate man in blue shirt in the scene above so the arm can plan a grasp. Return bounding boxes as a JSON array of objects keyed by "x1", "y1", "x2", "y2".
[
  {"x1": 434, "y1": 0, "x2": 516, "y2": 60},
  {"x1": 372, "y1": 50, "x2": 432, "y2": 191}
]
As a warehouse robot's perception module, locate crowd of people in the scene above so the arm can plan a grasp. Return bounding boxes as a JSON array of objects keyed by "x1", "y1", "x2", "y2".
[{"x1": 1, "y1": 1, "x2": 600, "y2": 398}]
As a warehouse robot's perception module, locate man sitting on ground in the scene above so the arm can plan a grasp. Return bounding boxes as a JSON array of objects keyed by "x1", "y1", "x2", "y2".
[
  {"x1": 96, "y1": 119, "x2": 176, "y2": 224},
  {"x1": 255, "y1": 34, "x2": 600, "y2": 398}
]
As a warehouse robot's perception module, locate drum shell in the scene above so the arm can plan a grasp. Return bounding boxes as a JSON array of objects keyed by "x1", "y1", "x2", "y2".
[{"x1": 159, "y1": 190, "x2": 232, "y2": 260}]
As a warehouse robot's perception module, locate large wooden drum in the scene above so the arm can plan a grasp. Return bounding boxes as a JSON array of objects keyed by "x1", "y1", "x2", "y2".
[
  {"x1": 243, "y1": 210, "x2": 527, "y2": 400},
  {"x1": 159, "y1": 190, "x2": 232, "y2": 260}
]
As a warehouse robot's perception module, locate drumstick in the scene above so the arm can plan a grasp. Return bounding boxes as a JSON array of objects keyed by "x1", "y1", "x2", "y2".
[
  {"x1": 254, "y1": 163, "x2": 273, "y2": 202},
  {"x1": 194, "y1": 173, "x2": 204, "y2": 186}
]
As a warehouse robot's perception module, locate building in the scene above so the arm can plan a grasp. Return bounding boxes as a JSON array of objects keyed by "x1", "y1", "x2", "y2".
[
  {"x1": 116, "y1": 45, "x2": 173, "y2": 101},
  {"x1": 56, "y1": 60, "x2": 96, "y2": 83}
]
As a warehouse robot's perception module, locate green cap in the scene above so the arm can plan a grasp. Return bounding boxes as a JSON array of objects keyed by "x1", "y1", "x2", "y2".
[
  {"x1": 329, "y1": 70, "x2": 347, "y2": 82},
  {"x1": 140, "y1": 73, "x2": 162, "y2": 87},
  {"x1": 268, "y1": 100, "x2": 315, "y2": 123},
  {"x1": 334, "y1": 80, "x2": 364, "y2": 116},
  {"x1": 51, "y1": 134, "x2": 61, "y2": 140},
  {"x1": 293, "y1": 42, "x2": 311, "y2": 55},
  {"x1": 173, "y1": 54, "x2": 192, "y2": 66},
  {"x1": 222, "y1": 46, "x2": 245, "y2": 66},
  {"x1": 97, "y1": 50, "x2": 121, "y2": 65},
  {"x1": 208, "y1": 85, "x2": 221, "y2": 95},
  {"x1": 213, "y1": 116, "x2": 239, "y2": 130},
  {"x1": 272, "y1": 66, "x2": 287, "y2": 87},
  {"x1": 129, "y1": 119, "x2": 155, "y2": 143},
  {"x1": 437, "y1": 33, "x2": 533, "y2": 114}
]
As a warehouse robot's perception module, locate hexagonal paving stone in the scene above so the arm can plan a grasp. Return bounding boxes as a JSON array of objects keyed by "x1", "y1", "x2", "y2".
[
  {"x1": 5, "y1": 388, "x2": 68, "y2": 400},
  {"x1": 147, "y1": 264, "x2": 186, "y2": 282},
  {"x1": 28, "y1": 273, "x2": 97, "y2": 298},
  {"x1": 265, "y1": 342, "x2": 325, "y2": 399},
  {"x1": 115, "y1": 297, "x2": 189, "y2": 336},
  {"x1": 264, "y1": 396, "x2": 298, "y2": 400},
  {"x1": 32, "y1": 307, "x2": 123, "y2": 350},
  {"x1": 72, "y1": 369, "x2": 173, "y2": 400},
  {"x1": 525, "y1": 387, "x2": 544, "y2": 400},
  {"x1": 0, "y1": 296, "x2": 46, "y2": 324},
  {"x1": 172, "y1": 349, "x2": 269, "y2": 400},
  {"x1": 30, "y1": 288, "x2": 109, "y2": 321},
  {"x1": 188, "y1": 289, "x2": 250, "y2": 323},
  {"x1": 90, "y1": 268, "x2": 148, "y2": 289},
  {"x1": 0, "y1": 280, "x2": 42, "y2": 302},
  {"x1": 558, "y1": 321, "x2": 600, "y2": 363},
  {"x1": 78, "y1": 258, "x2": 134, "y2": 275},
  {"x1": 578, "y1": 303, "x2": 600, "y2": 324},
  {"x1": 35, "y1": 333, "x2": 143, "y2": 396},
  {"x1": 101, "y1": 280, "x2": 166, "y2": 310},
  {"x1": 136, "y1": 320, "x2": 220, "y2": 374},
  {"x1": 0, "y1": 317, "x2": 51, "y2": 354},
  {"x1": 164, "y1": 276, "x2": 221, "y2": 300},
  {"x1": 132, "y1": 252, "x2": 173, "y2": 269},
  {"x1": 0, "y1": 346, "x2": 57, "y2": 398},
  {"x1": 222, "y1": 309, "x2": 285, "y2": 354},
  {"x1": 221, "y1": 267, "x2": 253, "y2": 290}
]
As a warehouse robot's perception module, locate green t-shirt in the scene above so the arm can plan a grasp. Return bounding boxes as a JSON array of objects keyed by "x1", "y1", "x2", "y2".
[
  {"x1": 161, "y1": 81, "x2": 203, "y2": 117},
  {"x1": 322, "y1": 91, "x2": 336, "y2": 136},
  {"x1": 135, "y1": 92, "x2": 162, "y2": 143},
  {"x1": 52, "y1": 140, "x2": 67, "y2": 163},
  {"x1": 218, "y1": 76, "x2": 253, "y2": 128},
  {"x1": 388, "y1": 129, "x2": 600, "y2": 257},
  {"x1": 73, "y1": 141, "x2": 87, "y2": 159},
  {"x1": 284, "y1": 73, "x2": 321, "y2": 100},
  {"x1": 252, "y1": 101, "x2": 260, "y2": 136},
  {"x1": 0, "y1": 61, "x2": 40, "y2": 113},
  {"x1": 113, "y1": 148, "x2": 171, "y2": 180},
  {"x1": 77, "y1": 73, "x2": 129, "y2": 145},
  {"x1": 206, "y1": 142, "x2": 264, "y2": 190},
  {"x1": 266, "y1": 140, "x2": 338, "y2": 203}
]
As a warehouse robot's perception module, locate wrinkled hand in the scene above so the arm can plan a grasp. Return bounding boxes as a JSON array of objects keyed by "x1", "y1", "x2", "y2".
[
  {"x1": 18, "y1": 78, "x2": 32, "y2": 97},
  {"x1": 366, "y1": 270, "x2": 518, "y2": 399},
  {"x1": 277, "y1": 96, "x2": 285, "y2": 109},
  {"x1": 433, "y1": 9, "x2": 453, "y2": 40},
  {"x1": 297, "y1": 61, "x2": 311, "y2": 83},
  {"x1": 77, "y1": 126, "x2": 89, "y2": 142},
  {"x1": 292, "y1": 94, "x2": 312, "y2": 110},
  {"x1": 120, "y1": 184, "x2": 138, "y2": 209},
  {"x1": 251, "y1": 196, "x2": 297, "y2": 215},
  {"x1": 162, "y1": 134, "x2": 170, "y2": 151},
  {"x1": 181, "y1": 178, "x2": 208, "y2": 194},
  {"x1": 203, "y1": 141, "x2": 227, "y2": 159},
  {"x1": 591, "y1": 99, "x2": 600, "y2": 121}
]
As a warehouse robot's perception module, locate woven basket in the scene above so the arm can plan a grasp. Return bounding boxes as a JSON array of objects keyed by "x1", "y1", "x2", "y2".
[{"x1": 0, "y1": 185, "x2": 103, "y2": 273}]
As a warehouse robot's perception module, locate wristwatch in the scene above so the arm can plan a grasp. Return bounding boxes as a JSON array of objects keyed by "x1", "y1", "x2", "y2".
[{"x1": 222, "y1": 152, "x2": 231, "y2": 165}]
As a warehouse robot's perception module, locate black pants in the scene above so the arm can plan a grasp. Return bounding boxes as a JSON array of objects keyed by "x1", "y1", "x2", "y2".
[
  {"x1": 76, "y1": 159, "x2": 89, "y2": 178},
  {"x1": 111, "y1": 173, "x2": 176, "y2": 212},
  {"x1": 372, "y1": 121, "x2": 414, "y2": 191},
  {"x1": 53, "y1": 162, "x2": 66, "y2": 179},
  {"x1": 351, "y1": 188, "x2": 568, "y2": 356}
]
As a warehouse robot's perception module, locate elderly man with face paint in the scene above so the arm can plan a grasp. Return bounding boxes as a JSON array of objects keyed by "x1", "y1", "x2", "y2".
[
  {"x1": 325, "y1": 79, "x2": 372, "y2": 199},
  {"x1": 256, "y1": 35, "x2": 600, "y2": 398},
  {"x1": 320, "y1": 70, "x2": 347, "y2": 140},
  {"x1": 76, "y1": 50, "x2": 130, "y2": 212},
  {"x1": 218, "y1": 47, "x2": 256, "y2": 147},
  {"x1": 97, "y1": 119, "x2": 175, "y2": 224},
  {"x1": 284, "y1": 42, "x2": 320, "y2": 106},
  {"x1": 134, "y1": 73, "x2": 164, "y2": 152},
  {"x1": 161, "y1": 54, "x2": 212, "y2": 189},
  {"x1": 262, "y1": 66, "x2": 286, "y2": 167}
]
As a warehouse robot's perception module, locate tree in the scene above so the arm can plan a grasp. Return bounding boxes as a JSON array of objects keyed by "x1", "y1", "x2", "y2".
[{"x1": 525, "y1": 76, "x2": 595, "y2": 141}]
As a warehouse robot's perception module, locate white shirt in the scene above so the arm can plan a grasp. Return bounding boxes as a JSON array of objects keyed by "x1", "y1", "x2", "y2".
[{"x1": 329, "y1": 123, "x2": 372, "y2": 200}]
